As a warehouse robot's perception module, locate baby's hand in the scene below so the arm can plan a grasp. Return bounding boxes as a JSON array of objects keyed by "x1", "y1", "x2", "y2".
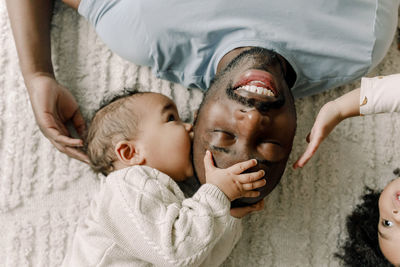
[{"x1": 203, "y1": 150, "x2": 266, "y2": 201}]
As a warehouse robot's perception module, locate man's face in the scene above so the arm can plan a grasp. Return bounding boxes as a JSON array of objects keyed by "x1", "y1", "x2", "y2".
[{"x1": 193, "y1": 48, "x2": 297, "y2": 206}]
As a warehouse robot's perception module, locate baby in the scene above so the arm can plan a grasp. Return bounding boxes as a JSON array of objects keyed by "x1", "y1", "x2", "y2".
[
  {"x1": 294, "y1": 74, "x2": 400, "y2": 266},
  {"x1": 62, "y1": 90, "x2": 266, "y2": 267}
]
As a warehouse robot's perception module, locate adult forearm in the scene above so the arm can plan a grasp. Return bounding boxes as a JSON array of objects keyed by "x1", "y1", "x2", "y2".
[
  {"x1": 6, "y1": 0, "x2": 89, "y2": 163},
  {"x1": 6, "y1": 0, "x2": 55, "y2": 85}
]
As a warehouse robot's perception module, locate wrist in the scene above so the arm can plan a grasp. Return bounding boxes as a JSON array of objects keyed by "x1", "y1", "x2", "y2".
[
  {"x1": 329, "y1": 100, "x2": 344, "y2": 122},
  {"x1": 197, "y1": 183, "x2": 231, "y2": 206},
  {"x1": 24, "y1": 72, "x2": 55, "y2": 92},
  {"x1": 332, "y1": 88, "x2": 360, "y2": 120},
  {"x1": 25, "y1": 71, "x2": 54, "y2": 82},
  {"x1": 325, "y1": 100, "x2": 344, "y2": 124},
  {"x1": 206, "y1": 181, "x2": 232, "y2": 201}
]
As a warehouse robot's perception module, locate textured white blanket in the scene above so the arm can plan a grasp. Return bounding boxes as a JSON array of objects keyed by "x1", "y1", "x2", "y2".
[{"x1": 0, "y1": 1, "x2": 399, "y2": 266}]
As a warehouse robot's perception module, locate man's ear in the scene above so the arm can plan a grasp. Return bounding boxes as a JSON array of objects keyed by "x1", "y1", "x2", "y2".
[{"x1": 115, "y1": 141, "x2": 145, "y2": 166}]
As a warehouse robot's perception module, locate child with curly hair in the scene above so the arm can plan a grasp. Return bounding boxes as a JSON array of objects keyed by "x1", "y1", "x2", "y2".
[
  {"x1": 62, "y1": 90, "x2": 266, "y2": 266},
  {"x1": 294, "y1": 74, "x2": 400, "y2": 266}
]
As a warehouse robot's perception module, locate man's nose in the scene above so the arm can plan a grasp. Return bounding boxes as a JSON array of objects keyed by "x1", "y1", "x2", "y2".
[{"x1": 234, "y1": 109, "x2": 269, "y2": 136}]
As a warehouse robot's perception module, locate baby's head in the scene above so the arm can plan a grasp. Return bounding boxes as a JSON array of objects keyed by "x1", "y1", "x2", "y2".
[
  {"x1": 86, "y1": 90, "x2": 193, "y2": 181},
  {"x1": 335, "y1": 179, "x2": 400, "y2": 267}
]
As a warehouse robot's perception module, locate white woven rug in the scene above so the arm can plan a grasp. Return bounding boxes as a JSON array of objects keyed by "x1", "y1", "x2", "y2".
[{"x1": 0, "y1": 1, "x2": 399, "y2": 266}]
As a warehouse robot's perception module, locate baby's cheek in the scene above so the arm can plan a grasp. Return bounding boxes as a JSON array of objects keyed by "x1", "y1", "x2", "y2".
[{"x1": 179, "y1": 133, "x2": 192, "y2": 155}]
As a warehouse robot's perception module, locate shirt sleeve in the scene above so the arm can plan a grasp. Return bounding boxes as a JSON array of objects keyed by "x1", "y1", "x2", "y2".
[
  {"x1": 359, "y1": 74, "x2": 400, "y2": 115},
  {"x1": 104, "y1": 166, "x2": 241, "y2": 267}
]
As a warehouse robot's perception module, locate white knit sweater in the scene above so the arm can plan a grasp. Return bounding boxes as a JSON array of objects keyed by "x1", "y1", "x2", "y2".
[{"x1": 62, "y1": 165, "x2": 242, "y2": 267}]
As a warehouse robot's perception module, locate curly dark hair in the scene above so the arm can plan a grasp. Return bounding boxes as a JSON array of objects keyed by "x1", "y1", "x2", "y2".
[{"x1": 335, "y1": 187, "x2": 393, "y2": 266}]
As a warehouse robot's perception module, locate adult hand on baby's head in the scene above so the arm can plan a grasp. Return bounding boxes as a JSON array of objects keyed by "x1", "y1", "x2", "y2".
[
  {"x1": 293, "y1": 100, "x2": 342, "y2": 169},
  {"x1": 203, "y1": 150, "x2": 266, "y2": 201},
  {"x1": 26, "y1": 74, "x2": 89, "y2": 163}
]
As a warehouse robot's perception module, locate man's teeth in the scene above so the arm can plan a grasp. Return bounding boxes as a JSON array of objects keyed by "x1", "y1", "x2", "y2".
[
  {"x1": 397, "y1": 195, "x2": 400, "y2": 200},
  {"x1": 238, "y1": 85, "x2": 275, "y2": 96}
]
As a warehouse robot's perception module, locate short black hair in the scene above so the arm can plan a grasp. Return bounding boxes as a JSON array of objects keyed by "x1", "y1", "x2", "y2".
[{"x1": 335, "y1": 187, "x2": 392, "y2": 266}]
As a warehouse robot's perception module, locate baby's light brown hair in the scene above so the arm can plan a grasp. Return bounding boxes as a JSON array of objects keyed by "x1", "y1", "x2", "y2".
[{"x1": 85, "y1": 89, "x2": 148, "y2": 176}]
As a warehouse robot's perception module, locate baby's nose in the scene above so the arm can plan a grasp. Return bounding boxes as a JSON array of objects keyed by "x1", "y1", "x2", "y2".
[
  {"x1": 184, "y1": 123, "x2": 193, "y2": 132},
  {"x1": 392, "y1": 209, "x2": 400, "y2": 223}
]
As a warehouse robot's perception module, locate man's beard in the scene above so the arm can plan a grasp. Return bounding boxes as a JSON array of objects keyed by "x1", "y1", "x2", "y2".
[
  {"x1": 222, "y1": 47, "x2": 281, "y2": 74},
  {"x1": 213, "y1": 47, "x2": 286, "y2": 112}
]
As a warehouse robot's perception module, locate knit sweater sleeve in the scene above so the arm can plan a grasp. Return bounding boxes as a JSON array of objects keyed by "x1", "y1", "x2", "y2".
[
  {"x1": 104, "y1": 166, "x2": 241, "y2": 267},
  {"x1": 359, "y1": 74, "x2": 400, "y2": 115}
]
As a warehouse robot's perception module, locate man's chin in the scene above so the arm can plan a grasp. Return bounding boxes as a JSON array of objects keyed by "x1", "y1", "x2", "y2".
[
  {"x1": 231, "y1": 186, "x2": 269, "y2": 208},
  {"x1": 230, "y1": 164, "x2": 287, "y2": 208},
  {"x1": 231, "y1": 197, "x2": 262, "y2": 208}
]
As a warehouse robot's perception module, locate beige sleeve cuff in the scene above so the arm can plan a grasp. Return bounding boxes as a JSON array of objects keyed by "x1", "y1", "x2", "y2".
[
  {"x1": 193, "y1": 183, "x2": 230, "y2": 208},
  {"x1": 360, "y1": 74, "x2": 400, "y2": 115}
]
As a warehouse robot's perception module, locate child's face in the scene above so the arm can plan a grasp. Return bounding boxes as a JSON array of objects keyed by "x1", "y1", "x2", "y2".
[
  {"x1": 378, "y1": 177, "x2": 400, "y2": 266},
  {"x1": 135, "y1": 93, "x2": 193, "y2": 181}
]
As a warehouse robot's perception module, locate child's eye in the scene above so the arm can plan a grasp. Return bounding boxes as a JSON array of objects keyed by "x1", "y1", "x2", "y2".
[
  {"x1": 382, "y1": 219, "x2": 394, "y2": 227},
  {"x1": 167, "y1": 114, "x2": 176, "y2": 122}
]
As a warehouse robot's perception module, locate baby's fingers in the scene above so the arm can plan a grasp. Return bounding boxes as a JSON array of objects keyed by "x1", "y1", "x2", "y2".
[
  {"x1": 203, "y1": 150, "x2": 216, "y2": 172},
  {"x1": 241, "y1": 178, "x2": 266, "y2": 191},
  {"x1": 228, "y1": 159, "x2": 258, "y2": 174},
  {"x1": 236, "y1": 170, "x2": 265, "y2": 183}
]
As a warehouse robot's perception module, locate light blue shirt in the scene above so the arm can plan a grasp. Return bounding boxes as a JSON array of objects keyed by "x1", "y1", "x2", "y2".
[{"x1": 79, "y1": 0, "x2": 399, "y2": 98}]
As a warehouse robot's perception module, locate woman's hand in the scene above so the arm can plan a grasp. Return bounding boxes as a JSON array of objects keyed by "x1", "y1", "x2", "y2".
[
  {"x1": 6, "y1": 0, "x2": 89, "y2": 163},
  {"x1": 27, "y1": 74, "x2": 89, "y2": 163}
]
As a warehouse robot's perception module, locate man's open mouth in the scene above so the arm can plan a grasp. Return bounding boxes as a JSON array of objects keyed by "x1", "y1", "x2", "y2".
[
  {"x1": 233, "y1": 69, "x2": 278, "y2": 98},
  {"x1": 236, "y1": 83, "x2": 275, "y2": 96}
]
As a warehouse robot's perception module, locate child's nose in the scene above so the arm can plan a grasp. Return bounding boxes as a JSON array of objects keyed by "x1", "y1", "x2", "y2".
[{"x1": 392, "y1": 209, "x2": 400, "y2": 222}]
